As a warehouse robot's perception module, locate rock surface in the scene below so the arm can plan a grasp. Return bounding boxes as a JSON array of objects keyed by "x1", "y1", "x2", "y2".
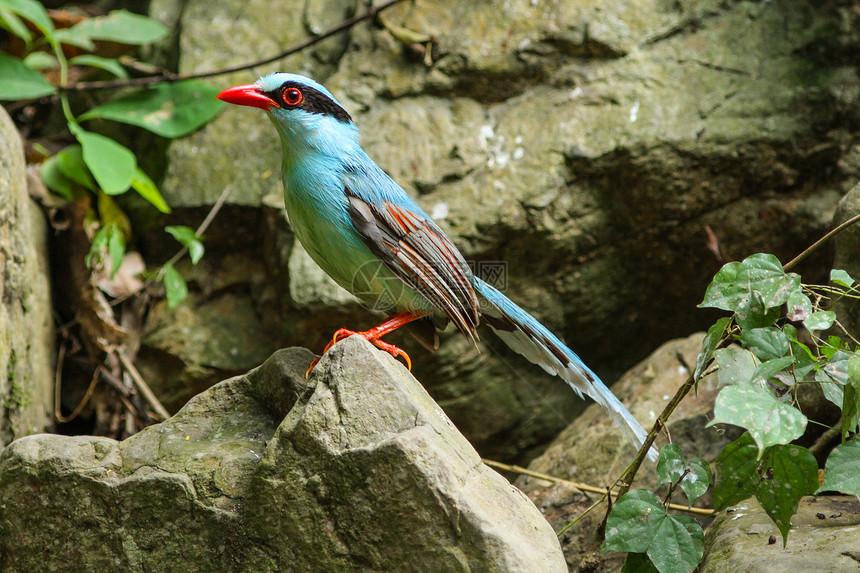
[
  {"x1": 832, "y1": 181, "x2": 860, "y2": 338},
  {"x1": 132, "y1": 0, "x2": 859, "y2": 461},
  {"x1": 0, "y1": 337, "x2": 566, "y2": 572},
  {"x1": 699, "y1": 496, "x2": 860, "y2": 572},
  {"x1": 0, "y1": 106, "x2": 54, "y2": 446}
]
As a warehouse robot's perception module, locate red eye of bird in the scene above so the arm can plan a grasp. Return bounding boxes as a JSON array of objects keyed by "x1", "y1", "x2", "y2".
[{"x1": 283, "y1": 88, "x2": 303, "y2": 106}]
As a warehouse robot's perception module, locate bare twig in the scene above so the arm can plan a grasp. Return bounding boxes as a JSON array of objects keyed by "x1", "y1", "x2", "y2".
[
  {"x1": 56, "y1": 363, "x2": 101, "y2": 424},
  {"x1": 783, "y1": 211, "x2": 860, "y2": 272},
  {"x1": 60, "y1": 0, "x2": 408, "y2": 92},
  {"x1": 482, "y1": 459, "x2": 714, "y2": 517},
  {"x1": 809, "y1": 421, "x2": 842, "y2": 457},
  {"x1": 110, "y1": 184, "x2": 232, "y2": 307},
  {"x1": 116, "y1": 350, "x2": 170, "y2": 420}
]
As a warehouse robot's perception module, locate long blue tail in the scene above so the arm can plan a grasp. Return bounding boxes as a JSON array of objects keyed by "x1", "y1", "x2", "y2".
[{"x1": 474, "y1": 278, "x2": 657, "y2": 461}]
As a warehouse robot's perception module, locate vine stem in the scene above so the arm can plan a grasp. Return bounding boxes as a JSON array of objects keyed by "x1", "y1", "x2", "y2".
[
  {"x1": 59, "y1": 0, "x2": 408, "y2": 92},
  {"x1": 783, "y1": 210, "x2": 860, "y2": 272},
  {"x1": 483, "y1": 459, "x2": 714, "y2": 517},
  {"x1": 612, "y1": 335, "x2": 727, "y2": 501}
]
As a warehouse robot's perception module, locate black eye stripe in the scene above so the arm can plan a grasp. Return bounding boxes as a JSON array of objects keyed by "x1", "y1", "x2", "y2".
[{"x1": 263, "y1": 81, "x2": 352, "y2": 124}]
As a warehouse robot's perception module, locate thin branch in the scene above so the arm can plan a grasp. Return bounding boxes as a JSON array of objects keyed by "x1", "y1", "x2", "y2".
[
  {"x1": 783, "y1": 210, "x2": 860, "y2": 272},
  {"x1": 614, "y1": 332, "x2": 731, "y2": 501},
  {"x1": 809, "y1": 421, "x2": 842, "y2": 457},
  {"x1": 116, "y1": 350, "x2": 170, "y2": 420},
  {"x1": 110, "y1": 184, "x2": 231, "y2": 307},
  {"x1": 56, "y1": 363, "x2": 101, "y2": 424},
  {"x1": 482, "y1": 459, "x2": 714, "y2": 517},
  {"x1": 60, "y1": 0, "x2": 408, "y2": 92}
]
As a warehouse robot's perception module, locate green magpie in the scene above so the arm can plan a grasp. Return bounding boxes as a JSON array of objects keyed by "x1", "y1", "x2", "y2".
[{"x1": 217, "y1": 73, "x2": 656, "y2": 459}]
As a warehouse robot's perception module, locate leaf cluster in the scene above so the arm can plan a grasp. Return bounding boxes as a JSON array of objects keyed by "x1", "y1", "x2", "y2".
[
  {"x1": 603, "y1": 253, "x2": 860, "y2": 572},
  {"x1": 1, "y1": 0, "x2": 222, "y2": 305}
]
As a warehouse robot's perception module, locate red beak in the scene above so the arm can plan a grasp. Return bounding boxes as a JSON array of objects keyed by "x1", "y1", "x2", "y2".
[{"x1": 216, "y1": 84, "x2": 279, "y2": 110}]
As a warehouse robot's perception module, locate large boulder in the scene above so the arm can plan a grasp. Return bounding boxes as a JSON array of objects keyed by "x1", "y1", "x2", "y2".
[
  {"x1": 0, "y1": 106, "x2": 54, "y2": 446},
  {"x1": 700, "y1": 496, "x2": 860, "y2": 572},
  {"x1": 0, "y1": 337, "x2": 566, "y2": 572},
  {"x1": 135, "y1": 0, "x2": 858, "y2": 461}
]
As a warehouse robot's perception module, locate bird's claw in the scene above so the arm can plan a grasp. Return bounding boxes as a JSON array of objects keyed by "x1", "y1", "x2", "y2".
[{"x1": 305, "y1": 328, "x2": 412, "y2": 378}]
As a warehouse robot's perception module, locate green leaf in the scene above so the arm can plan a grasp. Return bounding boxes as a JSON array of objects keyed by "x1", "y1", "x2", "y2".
[
  {"x1": 831, "y1": 269, "x2": 855, "y2": 289},
  {"x1": 0, "y1": 52, "x2": 57, "y2": 100},
  {"x1": 783, "y1": 324, "x2": 819, "y2": 381},
  {"x1": 677, "y1": 459, "x2": 711, "y2": 503},
  {"x1": 816, "y1": 350, "x2": 853, "y2": 407},
  {"x1": 165, "y1": 225, "x2": 204, "y2": 264},
  {"x1": 647, "y1": 513, "x2": 703, "y2": 573},
  {"x1": 96, "y1": 191, "x2": 131, "y2": 237},
  {"x1": 804, "y1": 310, "x2": 836, "y2": 331},
  {"x1": 604, "y1": 490, "x2": 664, "y2": 554},
  {"x1": 822, "y1": 336, "x2": 848, "y2": 361},
  {"x1": 67, "y1": 10, "x2": 168, "y2": 45},
  {"x1": 735, "y1": 291, "x2": 780, "y2": 330},
  {"x1": 106, "y1": 225, "x2": 125, "y2": 277},
  {"x1": 714, "y1": 434, "x2": 817, "y2": 545},
  {"x1": 22, "y1": 51, "x2": 56, "y2": 71},
  {"x1": 0, "y1": 0, "x2": 54, "y2": 39},
  {"x1": 604, "y1": 490, "x2": 704, "y2": 573},
  {"x1": 621, "y1": 552, "x2": 660, "y2": 573},
  {"x1": 162, "y1": 262, "x2": 188, "y2": 309},
  {"x1": 0, "y1": 8, "x2": 32, "y2": 42},
  {"x1": 818, "y1": 437, "x2": 860, "y2": 497},
  {"x1": 700, "y1": 253, "x2": 800, "y2": 313},
  {"x1": 54, "y1": 145, "x2": 96, "y2": 190},
  {"x1": 69, "y1": 55, "x2": 129, "y2": 78},
  {"x1": 86, "y1": 225, "x2": 110, "y2": 269},
  {"x1": 713, "y1": 433, "x2": 760, "y2": 509},
  {"x1": 710, "y1": 383, "x2": 807, "y2": 453},
  {"x1": 39, "y1": 155, "x2": 74, "y2": 199},
  {"x1": 785, "y1": 290, "x2": 813, "y2": 323},
  {"x1": 81, "y1": 80, "x2": 226, "y2": 138},
  {"x1": 843, "y1": 355, "x2": 860, "y2": 439},
  {"x1": 750, "y1": 356, "x2": 795, "y2": 385},
  {"x1": 53, "y1": 26, "x2": 95, "y2": 51},
  {"x1": 130, "y1": 168, "x2": 171, "y2": 213},
  {"x1": 755, "y1": 444, "x2": 818, "y2": 545},
  {"x1": 714, "y1": 347, "x2": 758, "y2": 387},
  {"x1": 164, "y1": 225, "x2": 197, "y2": 246},
  {"x1": 86, "y1": 223, "x2": 125, "y2": 276},
  {"x1": 70, "y1": 124, "x2": 136, "y2": 194},
  {"x1": 694, "y1": 316, "x2": 731, "y2": 381},
  {"x1": 656, "y1": 445, "x2": 711, "y2": 504},
  {"x1": 739, "y1": 327, "x2": 790, "y2": 362},
  {"x1": 657, "y1": 444, "x2": 685, "y2": 485}
]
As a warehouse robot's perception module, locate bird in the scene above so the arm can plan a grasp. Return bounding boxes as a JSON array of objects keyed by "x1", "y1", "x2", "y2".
[{"x1": 217, "y1": 73, "x2": 657, "y2": 460}]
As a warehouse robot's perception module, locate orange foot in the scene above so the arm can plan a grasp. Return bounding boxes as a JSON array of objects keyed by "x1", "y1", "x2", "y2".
[{"x1": 304, "y1": 311, "x2": 427, "y2": 378}]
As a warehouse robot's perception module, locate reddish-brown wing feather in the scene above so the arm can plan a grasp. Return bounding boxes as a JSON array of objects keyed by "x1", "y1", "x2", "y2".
[{"x1": 346, "y1": 193, "x2": 479, "y2": 342}]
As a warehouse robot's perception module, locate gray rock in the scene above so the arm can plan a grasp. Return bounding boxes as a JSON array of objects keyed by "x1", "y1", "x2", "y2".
[
  {"x1": 0, "y1": 106, "x2": 54, "y2": 446},
  {"x1": 0, "y1": 338, "x2": 566, "y2": 572},
  {"x1": 699, "y1": 496, "x2": 860, "y2": 572},
  {"x1": 135, "y1": 0, "x2": 858, "y2": 461},
  {"x1": 833, "y1": 181, "x2": 860, "y2": 337}
]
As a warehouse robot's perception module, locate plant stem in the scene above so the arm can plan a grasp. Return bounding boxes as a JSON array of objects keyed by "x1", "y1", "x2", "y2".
[
  {"x1": 809, "y1": 420, "x2": 842, "y2": 457},
  {"x1": 614, "y1": 333, "x2": 730, "y2": 500},
  {"x1": 482, "y1": 459, "x2": 714, "y2": 517},
  {"x1": 783, "y1": 208, "x2": 860, "y2": 272}
]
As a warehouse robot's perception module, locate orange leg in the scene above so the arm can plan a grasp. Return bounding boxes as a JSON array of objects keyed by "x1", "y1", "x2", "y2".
[{"x1": 305, "y1": 311, "x2": 428, "y2": 377}]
